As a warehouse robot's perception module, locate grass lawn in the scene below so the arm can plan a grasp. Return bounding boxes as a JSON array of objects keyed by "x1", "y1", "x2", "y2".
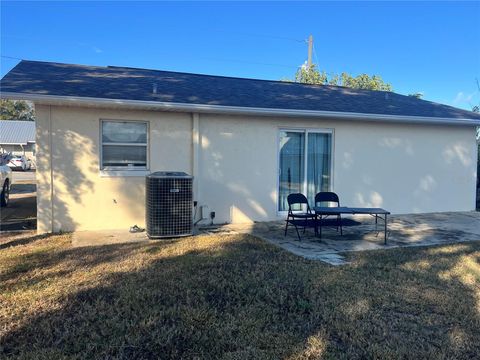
[{"x1": 1, "y1": 232, "x2": 479, "y2": 359}]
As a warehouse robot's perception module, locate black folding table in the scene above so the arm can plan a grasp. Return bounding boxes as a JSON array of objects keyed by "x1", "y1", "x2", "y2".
[{"x1": 313, "y1": 206, "x2": 391, "y2": 244}]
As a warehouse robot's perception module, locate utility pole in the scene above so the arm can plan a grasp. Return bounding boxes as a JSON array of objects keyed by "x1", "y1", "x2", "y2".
[{"x1": 307, "y1": 35, "x2": 313, "y2": 68}]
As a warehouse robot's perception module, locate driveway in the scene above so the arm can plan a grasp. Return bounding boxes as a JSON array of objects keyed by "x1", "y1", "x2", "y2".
[
  {"x1": 11, "y1": 169, "x2": 36, "y2": 182},
  {"x1": 0, "y1": 172, "x2": 36, "y2": 231}
]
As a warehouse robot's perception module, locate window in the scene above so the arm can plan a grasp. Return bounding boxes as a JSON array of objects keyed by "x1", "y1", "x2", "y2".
[
  {"x1": 278, "y1": 129, "x2": 332, "y2": 211},
  {"x1": 101, "y1": 120, "x2": 148, "y2": 170}
]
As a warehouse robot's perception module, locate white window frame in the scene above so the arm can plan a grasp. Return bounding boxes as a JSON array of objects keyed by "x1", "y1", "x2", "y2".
[
  {"x1": 276, "y1": 127, "x2": 335, "y2": 215},
  {"x1": 99, "y1": 119, "x2": 149, "y2": 172}
]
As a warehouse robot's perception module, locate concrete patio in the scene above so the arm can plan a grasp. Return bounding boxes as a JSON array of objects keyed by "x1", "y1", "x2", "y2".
[
  {"x1": 208, "y1": 211, "x2": 480, "y2": 265},
  {"x1": 70, "y1": 211, "x2": 480, "y2": 266}
]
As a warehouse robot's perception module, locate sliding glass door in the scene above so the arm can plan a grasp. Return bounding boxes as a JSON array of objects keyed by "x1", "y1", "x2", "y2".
[
  {"x1": 278, "y1": 131, "x2": 305, "y2": 211},
  {"x1": 278, "y1": 129, "x2": 332, "y2": 212}
]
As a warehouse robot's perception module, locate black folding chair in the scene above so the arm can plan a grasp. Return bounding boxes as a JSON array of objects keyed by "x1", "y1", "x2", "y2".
[
  {"x1": 284, "y1": 193, "x2": 317, "y2": 241},
  {"x1": 315, "y1": 192, "x2": 343, "y2": 235}
]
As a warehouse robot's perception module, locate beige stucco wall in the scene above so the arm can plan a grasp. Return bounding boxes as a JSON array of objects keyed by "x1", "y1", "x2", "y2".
[
  {"x1": 198, "y1": 114, "x2": 477, "y2": 224},
  {"x1": 35, "y1": 105, "x2": 478, "y2": 233},
  {"x1": 35, "y1": 105, "x2": 191, "y2": 232}
]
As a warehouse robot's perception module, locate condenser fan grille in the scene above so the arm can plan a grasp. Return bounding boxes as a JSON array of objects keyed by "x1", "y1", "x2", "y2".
[{"x1": 146, "y1": 172, "x2": 193, "y2": 238}]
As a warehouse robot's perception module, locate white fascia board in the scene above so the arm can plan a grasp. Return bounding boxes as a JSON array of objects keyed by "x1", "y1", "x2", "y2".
[{"x1": 2, "y1": 91, "x2": 480, "y2": 127}]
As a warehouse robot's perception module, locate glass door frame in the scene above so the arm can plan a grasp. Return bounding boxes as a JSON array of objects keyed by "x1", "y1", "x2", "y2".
[{"x1": 276, "y1": 127, "x2": 335, "y2": 216}]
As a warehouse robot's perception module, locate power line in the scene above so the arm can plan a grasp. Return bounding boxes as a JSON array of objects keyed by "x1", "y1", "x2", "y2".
[
  {"x1": 1, "y1": 29, "x2": 306, "y2": 70},
  {"x1": 1, "y1": 27, "x2": 308, "y2": 71},
  {"x1": 1, "y1": 53, "x2": 299, "y2": 71},
  {"x1": 239, "y1": 33, "x2": 304, "y2": 43},
  {"x1": 1, "y1": 55, "x2": 23, "y2": 61},
  {"x1": 187, "y1": 54, "x2": 298, "y2": 69},
  {"x1": 201, "y1": 28, "x2": 304, "y2": 43},
  {"x1": 1, "y1": 31, "x2": 305, "y2": 46}
]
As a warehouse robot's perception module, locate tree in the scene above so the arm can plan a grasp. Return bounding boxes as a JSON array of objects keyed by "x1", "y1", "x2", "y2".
[
  {"x1": 294, "y1": 64, "x2": 328, "y2": 85},
  {"x1": 472, "y1": 80, "x2": 479, "y2": 141},
  {"x1": 340, "y1": 72, "x2": 392, "y2": 91},
  {"x1": 292, "y1": 63, "x2": 393, "y2": 91},
  {"x1": 408, "y1": 92, "x2": 424, "y2": 99},
  {"x1": 0, "y1": 99, "x2": 35, "y2": 121}
]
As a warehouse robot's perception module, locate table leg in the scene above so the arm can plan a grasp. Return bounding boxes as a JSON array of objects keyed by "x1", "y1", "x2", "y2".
[
  {"x1": 384, "y1": 213, "x2": 388, "y2": 245},
  {"x1": 319, "y1": 215, "x2": 322, "y2": 239}
]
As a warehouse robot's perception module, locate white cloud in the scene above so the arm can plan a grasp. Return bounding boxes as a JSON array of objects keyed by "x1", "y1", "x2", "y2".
[
  {"x1": 453, "y1": 91, "x2": 474, "y2": 105},
  {"x1": 92, "y1": 46, "x2": 103, "y2": 54}
]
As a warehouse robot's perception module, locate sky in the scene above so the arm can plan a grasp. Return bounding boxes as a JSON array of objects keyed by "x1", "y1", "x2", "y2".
[{"x1": 1, "y1": 1, "x2": 479, "y2": 110}]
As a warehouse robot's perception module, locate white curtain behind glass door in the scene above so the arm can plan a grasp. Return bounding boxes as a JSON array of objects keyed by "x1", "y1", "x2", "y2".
[
  {"x1": 278, "y1": 130, "x2": 332, "y2": 211},
  {"x1": 307, "y1": 132, "x2": 332, "y2": 205}
]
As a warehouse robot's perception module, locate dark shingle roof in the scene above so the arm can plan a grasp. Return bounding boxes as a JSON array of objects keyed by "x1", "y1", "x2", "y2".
[{"x1": 1, "y1": 60, "x2": 479, "y2": 121}]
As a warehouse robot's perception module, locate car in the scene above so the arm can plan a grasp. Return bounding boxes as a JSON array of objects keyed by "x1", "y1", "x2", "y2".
[
  {"x1": 7, "y1": 154, "x2": 31, "y2": 171},
  {"x1": 0, "y1": 154, "x2": 13, "y2": 207}
]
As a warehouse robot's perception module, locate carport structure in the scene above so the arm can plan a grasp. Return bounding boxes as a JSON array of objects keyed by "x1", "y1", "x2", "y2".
[{"x1": 0, "y1": 120, "x2": 36, "y2": 161}]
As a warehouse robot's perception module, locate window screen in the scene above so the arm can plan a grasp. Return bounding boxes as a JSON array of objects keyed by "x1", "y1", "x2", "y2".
[{"x1": 101, "y1": 121, "x2": 148, "y2": 169}]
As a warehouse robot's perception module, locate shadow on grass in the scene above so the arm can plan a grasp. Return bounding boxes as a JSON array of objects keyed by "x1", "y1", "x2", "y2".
[
  {"x1": 1, "y1": 233, "x2": 479, "y2": 359},
  {"x1": 0, "y1": 233, "x2": 46, "y2": 250}
]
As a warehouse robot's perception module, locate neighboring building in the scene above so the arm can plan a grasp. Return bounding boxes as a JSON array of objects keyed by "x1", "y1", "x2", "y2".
[
  {"x1": 1, "y1": 60, "x2": 480, "y2": 234},
  {"x1": 0, "y1": 120, "x2": 36, "y2": 164}
]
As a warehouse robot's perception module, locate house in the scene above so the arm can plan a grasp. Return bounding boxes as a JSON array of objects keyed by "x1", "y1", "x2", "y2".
[
  {"x1": 0, "y1": 120, "x2": 36, "y2": 163},
  {"x1": 1, "y1": 60, "x2": 479, "y2": 234}
]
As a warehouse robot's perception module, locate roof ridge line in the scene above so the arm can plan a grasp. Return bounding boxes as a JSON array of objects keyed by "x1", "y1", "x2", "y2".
[{"x1": 20, "y1": 59, "x2": 394, "y2": 95}]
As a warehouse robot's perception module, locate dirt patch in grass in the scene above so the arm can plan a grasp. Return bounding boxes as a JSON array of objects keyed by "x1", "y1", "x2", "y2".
[{"x1": 0, "y1": 232, "x2": 479, "y2": 359}]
